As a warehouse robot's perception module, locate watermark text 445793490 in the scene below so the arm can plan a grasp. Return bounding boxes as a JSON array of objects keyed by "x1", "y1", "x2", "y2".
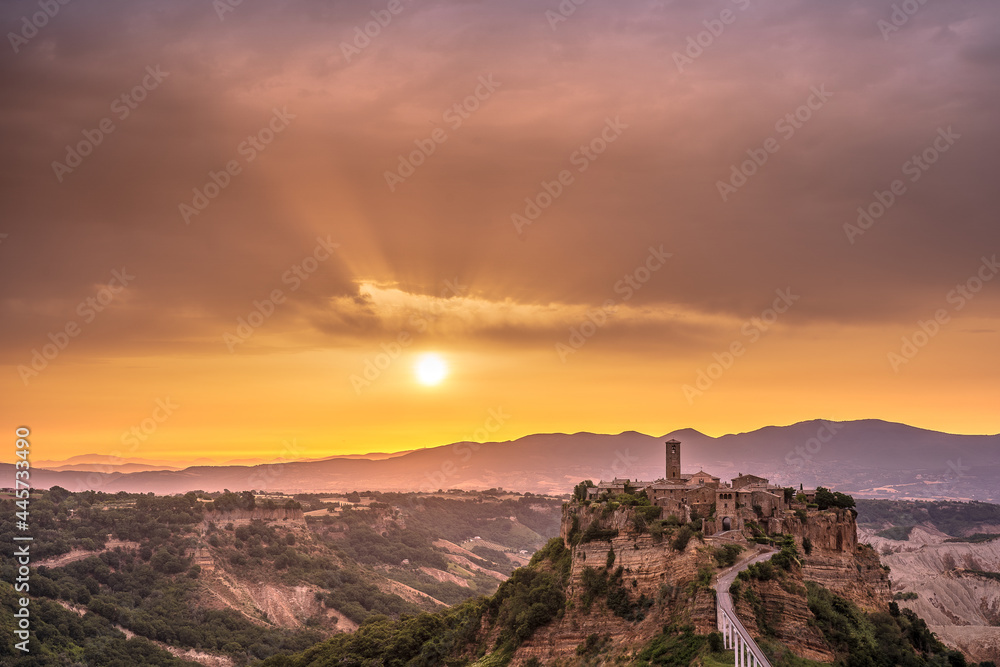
[{"x1": 13, "y1": 426, "x2": 34, "y2": 653}]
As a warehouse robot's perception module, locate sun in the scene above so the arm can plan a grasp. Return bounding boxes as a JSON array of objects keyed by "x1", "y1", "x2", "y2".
[{"x1": 414, "y1": 353, "x2": 448, "y2": 386}]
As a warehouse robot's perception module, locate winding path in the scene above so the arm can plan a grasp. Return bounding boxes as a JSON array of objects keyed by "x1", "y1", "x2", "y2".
[{"x1": 714, "y1": 546, "x2": 778, "y2": 667}]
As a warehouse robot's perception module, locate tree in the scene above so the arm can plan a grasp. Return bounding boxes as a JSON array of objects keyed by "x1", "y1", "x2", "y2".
[
  {"x1": 815, "y1": 487, "x2": 855, "y2": 510},
  {"x1": 573, "y1": 480, "x2": 595, "y2": 502}
]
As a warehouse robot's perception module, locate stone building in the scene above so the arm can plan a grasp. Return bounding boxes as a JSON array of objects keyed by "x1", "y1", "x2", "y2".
[{"x1": 587, "y1": 438, "x2": 791, "y2": 535}]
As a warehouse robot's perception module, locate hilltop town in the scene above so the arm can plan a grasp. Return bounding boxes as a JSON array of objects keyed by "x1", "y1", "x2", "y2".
[{"x1": 581, "y1": 438, "x2": 855, "y2": 537}]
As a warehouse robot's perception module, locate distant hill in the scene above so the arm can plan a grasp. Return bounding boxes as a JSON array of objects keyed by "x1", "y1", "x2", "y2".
[{"x1": 10, "y1": 419, "x2": 999, "y2": 499}]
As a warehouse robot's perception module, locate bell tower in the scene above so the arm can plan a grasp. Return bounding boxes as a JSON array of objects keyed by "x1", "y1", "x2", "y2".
[{"x1": 665, "y1": 438, "x2": 681, "y2": 481}]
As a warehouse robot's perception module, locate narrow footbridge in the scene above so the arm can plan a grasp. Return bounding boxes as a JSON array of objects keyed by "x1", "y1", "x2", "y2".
[{"x1": 714, "y1": 547, "x2": 777, "y2": 667}]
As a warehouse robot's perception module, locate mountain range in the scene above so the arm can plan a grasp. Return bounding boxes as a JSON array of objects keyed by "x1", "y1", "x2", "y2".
[{"x1": 9, "y1": 419, "x2": 999, "y2": 500}]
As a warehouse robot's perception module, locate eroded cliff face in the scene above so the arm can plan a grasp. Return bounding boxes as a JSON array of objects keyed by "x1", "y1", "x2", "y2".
[
  {"x1": 512, "y1": 505, "x2": 717, "y2": 665},
  {"x1": 860, "y1": 527, "x2": 1000, "y2": 662},
  {"x1": 735, "y1": 578, "x2": 835, "y2": 663},
  {"x1": 513, "y1": 530, "x2": 717, "y2": 666},
  {"x1": 771, "y1": 508, "x2": 891, "y2": 613},
  {"x1": 525, "y1": 502, "x2": 890, "y2": 666}
]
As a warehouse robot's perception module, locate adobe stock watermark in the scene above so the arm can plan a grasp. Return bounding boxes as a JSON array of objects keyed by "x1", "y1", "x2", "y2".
[
  {"x1": 844, "y1": 126, "x2": 960, "y2": 244},
  {"x1": 339, "y1": 0, "x2": 413, "y2": 63},
  {"x1": 511, "y1": 117, "x2": 628, "y2": 237},
  {"x1": 8, "y1": 0, "x2": 73, "y2": 54},
  {"x1": 213, "y1": 0, "x2": 244, "y2": 21},
  {"x1": 939, "y1": 458, "x2": 971, "y2": 491},
  {"x1": 417, "y1": 407, "x2": 511, "y2": 494},
  {"x1": 887, "y1": 254, "x2": 998, "y2": 372},
  {"x1": 672, "y1": 0, "x2": 751, "y2": 73},
  {"x1": 385, "y1": 75, "x2": 501, "y2": 192},
  {"x1": 51, "y1": 66, "x2": 169, "y2": 183},
  {"x1": 81, "y1": 397, "x2": 180, "y2": 490},
  {"x1": 17, "y1": 268, "x2": 135, "y2": 386},
  {"x1": 784, "y1": 421, "x2": 844, "y2": 470},
  {"x1": 179, "y1": 107, "x2": 295, "y2": 224},
  {"x1": 556, "y1": 245, "x2": 671, "y2": 362},
  {"x1": 224, "y1": 236, "x2": 339, "y2": 351},
  {"x1": 682, "y1": 287, "x2": 799, "y2": 403},
  {"x1": 716, "y1": 85, "x2": 833, "y2": 202},
  {"x1": 877, "y1": 0, "x2": 933, "y2": 41},
  {"x1": 350, "y1": 278, "x2": 467, "y2": 394},
  {"x1": 545, "y1": 0, "x2": 588, "y2": 30}
]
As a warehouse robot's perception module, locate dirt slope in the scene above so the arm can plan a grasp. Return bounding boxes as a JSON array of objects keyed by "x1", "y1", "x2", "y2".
[{"x1": 860, "y1": 527, "x2": 1000, "y2": 662}]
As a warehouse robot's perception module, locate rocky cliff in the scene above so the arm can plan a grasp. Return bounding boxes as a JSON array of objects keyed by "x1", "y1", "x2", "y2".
[
  {"x1": 770, "y1": 508, "x2": 891, "y2": 613},
  {"x1": 511, "y1": 501, "x2": 888, "y2": 665},
  {"x1": 860, "y1": 527, "x2": 1000, "y2": 662}
]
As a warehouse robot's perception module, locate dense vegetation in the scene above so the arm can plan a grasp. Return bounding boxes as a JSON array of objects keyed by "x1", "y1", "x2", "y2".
[
  {"x1": 7, "y1": 531, "x2": 323, "y2": 664},
  {"x1": 0, "y1": 583, "x2": 195, "y2": 666},
  {"x1": 814, "y1": 487, "x2": 857, "y2": 512},
  {"x1": 633, "y1": 627, "x2": 708, "y2": 667},
  {"x1": 876, "y1": 525, "x2": 914, "y2": 541},
  {"x1": 944, "y1": 533, "x2": 1000, "y2": 544},
  {"x1": 579, "y1": 565, "x2": 653, "y2": 621},
  {"x1": 856, "y1": 500, "x2": 1000, "y2": 537},
  {"x1": 0, "y1": 487, "x2": 564, "y2": 665},
  {"x1": 805, "y1": 583, "x2": 969, "y2": 667},
  {"x1": 258, "y1": 537, "x2": 573, "y2": 667},
  {"x1": 355, "y1": 491, "x2": 562, "y2": 551}
]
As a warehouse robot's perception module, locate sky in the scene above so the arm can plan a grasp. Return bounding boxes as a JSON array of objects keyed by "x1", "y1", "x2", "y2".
[{"x1": 2, "y1": 0, "x2": 999, "y2": 463}]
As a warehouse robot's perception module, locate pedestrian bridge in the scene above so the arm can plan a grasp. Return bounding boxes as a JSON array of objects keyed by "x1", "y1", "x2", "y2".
[
  {"x1": 714, "y1": 548, "x2": 775, "y2": 667},
  {"x1": 717, "y1": 605, "x2": 771, "y2": 667}
]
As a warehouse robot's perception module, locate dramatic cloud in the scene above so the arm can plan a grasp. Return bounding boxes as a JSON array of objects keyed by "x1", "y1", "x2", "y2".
[{"x1": 2, "y1": 0, "x2": 998, "y2": 461}]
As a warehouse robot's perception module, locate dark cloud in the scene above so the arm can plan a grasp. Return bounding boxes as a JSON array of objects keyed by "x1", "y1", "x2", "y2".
[{"x1": 1, "y1": 0, "x2": 998, "y2": 359}]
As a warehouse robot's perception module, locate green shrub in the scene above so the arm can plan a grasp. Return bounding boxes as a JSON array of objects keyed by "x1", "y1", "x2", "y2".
[
  {"x1": 580, "y1": 523, "x2": 619, "y2": 543},
  {"x1": 729, "y1": 579, "x2": 741, "y2": 601},
  {"x1": 672, "y1": 525, "x2": 694, "y2": 552},
  {"x1": 876, "y1": 525, "x2": 914, "y2": 541},
  {"x1": 814, "y1": 487, "x2": 855, "y2": 510},
  {"x1": 714, "y1": 544, "x2": 744, "y2": 567}
]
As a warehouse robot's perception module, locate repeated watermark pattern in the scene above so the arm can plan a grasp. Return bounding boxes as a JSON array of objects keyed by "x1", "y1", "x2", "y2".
[
  {"x1": 877, "y1": 0, "x2": 934, "y2": 41},
  {"x1": 52, "y1": 66, "x2": 170, "y2": 183},
  {"x1": 179, "y1": 107, "x2": 295, "y2": 224},
  {"x1": 350, "y1": 278, "x2": 467, "y2": 394},
  {"x1": 8, "y1": 0, "x2": 73, "y2": 54},
  {"x1": 17, "y1": 268, "x2": 135, "y2": 386},
  {"x1": 79, "y1": 398, "x2": 181, "y2": 490},
  {"x1": 224, "y1": 236, "x2": 339, "y2": 351},
  {"x1": 385, "y1": 75, "x2": 501, "y2": 192},
  {"x1": 672, "y1": 0, "x2": 751, "y2": 73},
  {"x1": 682, "y1": 288, "x2": 799, "y2": 403},
  {"x1": 784, "y1": 421, "x2": 845, "y2": 470},
  {"x1": 419, "y1": 407, "x2": 512, "y2": 493},
  {"x1": 545, "y1": 0, "x2": 589, "y2": 30},
  {"x1": 512, "y1": 117, "x2": 628, "y2": 237},
  {"x1": 556, "y1": 245, "x2": 671, "y2": 362},
  {"x1": 887, "y1": 254, "x2": 998, "y2": 371},
  {"x1": 339, "y1": 0, "x2": 414, "y2": 63},
  {"x1": 716, "y1": 85, "x2": 833, "y2": 202},
  {"x1": 844, "y1": 126, "x2": 960, "y2": 244}
]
